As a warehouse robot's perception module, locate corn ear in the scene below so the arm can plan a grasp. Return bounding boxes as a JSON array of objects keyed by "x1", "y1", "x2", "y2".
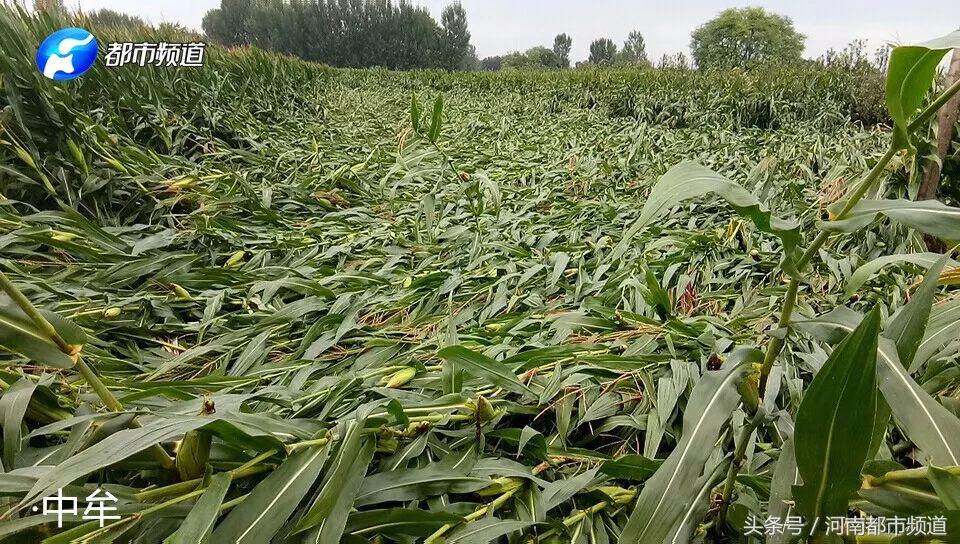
[
  {"x1": 176, "y1": 429, "x2": 212, "y2": 481},
  {"x1": 383, "y1": 367, "x2": 417, "y2": 388}
]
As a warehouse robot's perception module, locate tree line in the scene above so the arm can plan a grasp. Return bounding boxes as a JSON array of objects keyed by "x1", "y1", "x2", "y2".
[
  {"x1": 486, "y1": 8, "x2": 807, "y2": 71},
  {"x1": 88, "y1": 1, "x2": 884, "y2": 73},
  {"x1": 201, "y1": 0, "x2": 474, "y2": 71}
]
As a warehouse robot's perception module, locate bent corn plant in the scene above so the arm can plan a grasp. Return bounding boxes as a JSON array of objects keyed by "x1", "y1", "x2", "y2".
[{"x1": 2, "y1": 5, "x2": 960, "y2": 543}]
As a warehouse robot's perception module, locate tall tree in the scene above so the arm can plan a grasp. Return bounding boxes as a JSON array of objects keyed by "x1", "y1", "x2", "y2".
[
  {"x1": 552, "y1": 33, "x2": 572, "y2": 68},
  {"x1": 658, "y1": 52, "x2": 689, "y2": 70},
  {"x1": 588, "y1": 38, "x2": 617, "y2": 65},
  {"x1": 460, "y1": 44, "x2": 480, "y2": 71},
  {"x1": 202, "y1": 0, "x2": 253, "y2": 47},
  {"x1": 690, "y1": 7, "x2": 804, "y2": 69},
  {"x1": 201, "y1": 0, "x2": 464, "y2": 71},
  {"x1": 502, "y1": 46, "x2": 558, "y2": 70},
  {"x1": 480, "y1": 55, "x2": 502, "y2": 71},
  {"x1": 439, "y1": 2, "x2": 471, "y2": 71},
  {"x1": 619, "y1": 30, "x2": 650, "y2": 67}
]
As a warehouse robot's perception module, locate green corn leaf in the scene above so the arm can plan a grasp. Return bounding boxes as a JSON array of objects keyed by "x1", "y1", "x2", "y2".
[
  {"x1": 14, "y1": 415, "x2": 285, "y2": 511},
  {"x1": 768, "y1": 438, "x2": 801, "y2": 544},
  {"x1": 618, "y1": 347, "x2": 762, "y2": 543},
  {"x1": 822, "y1": 198, "x2": 960, "y2": 240},
  {"x1": 428, "y1": 95, "x2": 443, "y2": 142},
  {"x1": 0, "y1": 378, "x2": 36, "y2": 471},
  {"x1": 0, "y1": 295, "x2": 85, "y2": 368},
  {"x1": 885, "y1": 255, "x2": 950, "y2": 368},
  {"x1": 928, "y1": 466, "x2": 960, "y2": 510},
  {"x1": 303, "y1": 437, "x2": 375, "y2": 543},
  {"x1": 354, "y1": 457, "x2": 490, "y2": 507},
  {"x1": 886, "y1": 30, "x2": 960, "y2": 149},
  {"x1": 599, "y1": 454, "x2": 661, "y2": 481},
  {"x1": 19, "y1": 417, "x2": 210, "y2": 510},
  {"x1": 792, "y1": 306, "x2": 865, "y2": 344},
  {"x1": 211, "y1": 445, "x2": 332, "y2": 543},
  {"x1": 410, "y1": 93, "x2": 421, "y2": 133},
  {"x1": 915, "y1": 298, "x2": 960, "y2": 370},
  {"x1": 867, "y1": 256, "x2": 951, "y2": 459},
  {"x1": 163, "y1": 473, "x2": 232, "y2": 544},
  {"x1": 625, "y1": 161, "x2": 801, "y2": 275},
  {"x1": 445, "y1": 518, "x2": 535, "y2": 544},
  {"x1": 877, "y1": 337, "x2": 960, "y2": 466},
  {"x1": 486, "y1": 427, "x2": 547, "y2": 460},
  {"x1": 541, "y1": 467, "x2": 600, "y2": 511},
  {"x1": 292, "y1": 419, "x2": 367, "y2": 534},
  {"x1": 641, "y1": 266, "x2": 671, "y2": 320},
  {"x1": 793, "y1": 307, "x2": 880, "y2": 530},
  {"x1": 860, "y1": 473, "x2": 944, "y2": 514},
  {"x1": 666, "y1": 460, "x2": 729, "y2": 544},
  {"x1": 844, "y1": 252, "x2": 956, "y2": 299},
  {"x1": 437, "y1": 345, "x2": 531, "y2": 396},
  {"x1": 799, "y1": 310, "x2": 960, "y2": 466},
  {"x1": 228, "y1": 329, "x2": 270, "y2": 376},
  {"x1": 514, "y1": 484, "x2": 546, "y2": 522},
  {"x1": 344, "y1": 508, "x2": 464, "y2": 538}
]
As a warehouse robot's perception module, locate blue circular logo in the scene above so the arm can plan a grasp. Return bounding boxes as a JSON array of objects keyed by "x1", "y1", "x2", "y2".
[{"x1": 36, "y1": 27, "x2": 98, "y2": 81}]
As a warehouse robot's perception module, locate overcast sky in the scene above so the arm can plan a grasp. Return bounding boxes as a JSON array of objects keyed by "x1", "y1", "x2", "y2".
[{"x1": 70, "y1": 0, "x2": 957, "y2": 63}]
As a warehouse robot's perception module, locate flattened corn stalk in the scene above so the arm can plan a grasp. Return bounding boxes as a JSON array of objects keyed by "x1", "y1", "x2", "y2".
[
  {"x1": 717, "y1": 76, "x2": 960, "y2": 526},
  {"x1": 0, "y1": 268, "x2": 177, "y2": 471}
]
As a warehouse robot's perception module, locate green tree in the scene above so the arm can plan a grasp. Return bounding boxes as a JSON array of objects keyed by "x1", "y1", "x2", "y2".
[
  {"x1": 439, "y1": 2, "x2": 471, "y2": 71},
  {"x1": 247, "y1": 0, "x2": 298, "y2": 55},
  {"x1": 588, "y1": 38, "x2": 617, "y2": 65},
  {"x1": 502, "y1": 46, "x2": 558, "y2": 70},
  {"x1": 480, "y1": 55, "x2": 502, "y2": 71},
  {"x1": 820, "y1": 39, "x2": 874, "y2": 71},
  {"x1": 201, "y1": 0, "x2": 459, "y2": 71},
  {"x1": 202, "y1": 0, "x2": 252, "y2": 47},
  {"x1": 390, "y1": 2, "x2": 446, "y2": 70},
  {"x1": 658, "y1": 52, "x2": 689, "y2": 70},
  {"x1": 552, "y1": 33, "x2": 572, "y2": 68},
  {"x1": 460, "y1": 44, "x2": 480, "y2": 71},
  {"x1": 690, "y1": 7, "x2": 805, "y2": 69},
  {"x1": 619, "y1": 30, "x2": 650, "y2": 67}
]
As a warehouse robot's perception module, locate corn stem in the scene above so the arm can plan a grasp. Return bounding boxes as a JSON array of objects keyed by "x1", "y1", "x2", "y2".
[{"x1": 0, "y1": 268, "x2": 175, "y2": 470}]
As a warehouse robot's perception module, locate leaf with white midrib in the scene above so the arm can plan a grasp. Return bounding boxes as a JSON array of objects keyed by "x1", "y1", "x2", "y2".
[
  {"x1": 795, "y1": 308, "x2": 960, "y2": 467},
  {"x1": 618, "y1": 347, "x2": 761, "y2": 543},
  {"x1": 345, "y1": 508, "x2": 463, "y2": 535},
  {"x1": 667, "y1": 460, "x2": 728, "y2": 543},
  {"x1": 823, "y1": 199, "x2": 960, "y2": 240},
  {"x1": 354, "y1": 467, "x2": 489, "y2": 506},
  {"x1": 878, "y1": 338, "x2": 960, "y2": 465},
  {"x1": 163, "y1": 473, "x2": 232, "y2": 544},
  {"x1": 835, "y1": 326, "x2": 959, "y2": 466},
  {"x1": 437, "y1": 345, "x2": 531, "y2": 396},
  {"x1": 211, "y1": 444, "x2": 332, "y2": 543},
  {"x1": 309, "y1": 437, "x2": 375, "y2": 543},
  {"x1": 616, "y1": 161, "x2": 801, "y2": 274},
  {"x1": 843, "y1": 252, "x2": 956, "y2": 299},
  {"x1": 793, "y1": 308, "x2": 880, "y2": 524},
  {"x1": 293, "y1": 420, "x2": 366, "y2": 533},
  {"x1": 18, "y1": 417, "x2": 209, "y2": 510},
  {"x1": 445, "y1": 518, "x2": 535, "y2": 544}
]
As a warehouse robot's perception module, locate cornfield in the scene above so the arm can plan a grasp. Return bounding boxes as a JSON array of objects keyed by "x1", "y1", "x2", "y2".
[{"x1": 2, "y1": 5, "x2": 960, "y2": 543}]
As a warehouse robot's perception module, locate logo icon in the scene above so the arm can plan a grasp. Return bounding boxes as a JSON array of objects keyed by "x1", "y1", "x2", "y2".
[{"x1": 35, "y1": 27, "x2": 98, "y2": 80}]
